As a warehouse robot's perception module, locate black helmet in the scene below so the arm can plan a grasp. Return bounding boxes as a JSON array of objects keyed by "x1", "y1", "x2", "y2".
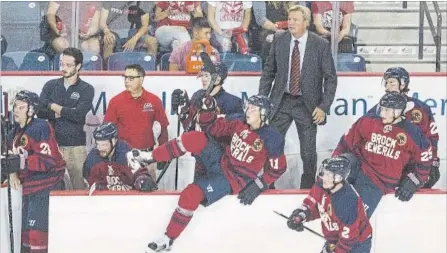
[
  {"x1": 318, "y1": 156, "x2": 351, "y2": 183},
  {"x1": 199, "y1": 52, "x2": 228, "y2": 85},
  {"x1": 93, "y1": 122, "x2": 118, "y2": 141},
  {"x1": 383, "y1": 67, "x2": 410, "y2": 87},
  {"x1": 379, "y1": 91, "x2": 407, "y2": 111},
  {"x1": 15, "y1": 90, "x2": 40, "y2": 114},
  {"x1": 243, "y1": 95, "x2": 274, "y2": 124}
]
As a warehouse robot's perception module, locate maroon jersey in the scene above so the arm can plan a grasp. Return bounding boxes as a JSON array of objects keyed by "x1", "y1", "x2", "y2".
[
  {"x1": 368, "y1": 95, "x2": 440, "y2": 159},
  {"x1": 333, "y1": 114, "x2": 432, "y2": 194},
  {"x1": 405, "y1": 96, "x2": 440, "y2": 159},
  {"x1": 302, "y1": 180, "x2": 372, "y2": 253},
  {"x1": 206, "y1": 117, "x2": 287, "y2": 193},
  {"x1": 83, "y1": 140, "x2": 148, "y2": 191},
  {"x1": 8, "y1": 118, "x2": 66, "y2": 195}
]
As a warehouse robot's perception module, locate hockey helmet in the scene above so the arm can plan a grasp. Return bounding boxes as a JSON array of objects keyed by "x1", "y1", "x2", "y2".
[
  {"x1": 14, "y1": 90, "x2": 40, "y2": 114},
  {"x1": 318, "y1": 156, "x2": 351, "y2": 183},
  {"x1": 376, "y1": 91, "x2": 407, "y2": 117},
  {"x1": 199, "y1": 52, "x2": 228, "y2": 85},
  {"x1": 243, "y1": 95, "x2": 274, "y2": 125},
  {"x1": 93, "y1": 122, "x2": 118, "y2": 141},
  {"x1": 383, "y1": 67, "x2": 410, "y2": 92}
]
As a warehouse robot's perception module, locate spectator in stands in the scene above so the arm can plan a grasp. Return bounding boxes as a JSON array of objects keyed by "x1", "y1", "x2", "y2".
[
  {"x1": 100, "y1": 1, "x2": 158, "y2": 64},
  {"x1": 311, "y1": 1, "x2": 354, "y2": 53},
  {"x1": 1, "y1": 35, "x2": 18, "y2": 70},
  {"x1": 259, "y1": 5, "x2": 337, "y2": 189},
  {"x1": 207, "y1": 1, "x2": 252, "y2": 53},
  {"x1": 104, "y1": 64, "x2": 169, "y2": 152},
  {"x1": 154, "y1": 1, "x2": 203, "y2": 51},
  {"x1": 169, "y1": 17, "x2": 220, "y2": 71},
  {"x1": 78, "y1": 1, "x2": 102, "y2": 54},
  {"x1": 45, "y1": 1, "x2": 101, "y2": 55},
  {"x1": 252, "y1": 1, "x2": 301, "y2": 63},
  {"x1": 37, "y1": 47, "x2": 95, "y2": 190}
]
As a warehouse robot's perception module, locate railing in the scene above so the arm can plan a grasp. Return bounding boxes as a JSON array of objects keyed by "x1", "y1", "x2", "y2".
[{"x1": 419, "y1": 1, "x2": 443, "y2": 72}]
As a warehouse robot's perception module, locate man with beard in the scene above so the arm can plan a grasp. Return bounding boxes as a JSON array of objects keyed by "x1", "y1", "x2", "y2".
[
  {"x1": 83, "y1": 122, "x2": 157, "y2": 192},
  {"x1": 38, "y1": 47, "x2": 95, "y2": 190}
]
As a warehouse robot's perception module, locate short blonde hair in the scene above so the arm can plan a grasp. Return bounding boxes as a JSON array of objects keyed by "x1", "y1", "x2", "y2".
[{"x1": 288, "y1": 5, "x2": 311, "y2": 27}]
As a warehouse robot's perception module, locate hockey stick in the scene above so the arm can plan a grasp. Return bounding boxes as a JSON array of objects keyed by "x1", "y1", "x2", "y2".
[
  {"x1": 273, "y1": 210, "x2": 325, "y2": 239},
  {"x1": 174, "y1": 113, "x2": 181, "y2": 190},
  {"x1": 2, "y1": 91, "x2": 15, "y2": 253},
  {"x1": 157, "y1": 52, "x2": 218, "y2": 188}
]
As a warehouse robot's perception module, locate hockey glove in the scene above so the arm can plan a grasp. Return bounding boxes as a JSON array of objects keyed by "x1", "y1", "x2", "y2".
[
  {"x1": 1, "y1": 155, "x2": 21, "y2": 173},
  {"x1": 423, "y1": 158, "x2": 440, "y2": 189},
  {"x1": 287, "y1": 208, "x2": 308, "y2": 232},
  {"x1": 128, "y1": 149, "x2": 155, "y2": 164},
  {"x1": 134, "y1": 174, "x2": 158, "y2": 192},
  {"x1": 321, "y1": 242, "x2": 336, "y2": 253},
  {"x1": 395, "y1": 172, "x2": 421, "y2": 202},
  {"x1": 171, "y1": 89, "x2": 189, "y2": 114},
  {"x1": 200, "y1": 95, "x2": 217, "y2": 111},
  {"x1": 237, "y1": 177, "x2": 267, "y2": 205}
]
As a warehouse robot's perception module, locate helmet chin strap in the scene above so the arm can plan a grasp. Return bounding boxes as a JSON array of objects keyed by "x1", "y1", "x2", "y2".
[
  {"x1": 102, "y1": 139, "x2": 116, "y2": 160},
  {"x1": 324, "y1": 179, "x2": 343, "y2": 193}
]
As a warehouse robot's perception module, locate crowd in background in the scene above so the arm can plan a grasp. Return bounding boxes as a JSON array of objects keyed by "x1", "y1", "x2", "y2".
[{"x1": 0, "y1": 1, "x2": 356, "y2": 71}]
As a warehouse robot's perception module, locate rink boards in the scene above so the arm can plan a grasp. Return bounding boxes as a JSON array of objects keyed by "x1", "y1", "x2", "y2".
[{"x1": 1, "y1": 188, "x2": 446, "y2": 253}]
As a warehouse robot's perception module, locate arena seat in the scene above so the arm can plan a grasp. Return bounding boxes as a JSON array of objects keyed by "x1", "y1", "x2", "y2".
[
  {"x1": 2, "y1": 51, "x2": 50, "y2": 71},
  {"x1": 107, "y1": 52, "x2": 156, "y2": 71},
  {"x1": 159, "y1": 53, "x2": 171, "y2": 71},
  {"x1": 53, "y1": 52, "x2": 103, "y2": 71},
  {"x1": 219, "y1": 52, "x2": 262, "y2": 72},
  {"x1": 337, "y1": 53, "x2": 366, "y2": 72},
  {"x1": 1, "y1": 55, "x2": 18, "y2": 71},
  {"x1": 1, "y1": 1, "x2": 41, "y2": 24}
]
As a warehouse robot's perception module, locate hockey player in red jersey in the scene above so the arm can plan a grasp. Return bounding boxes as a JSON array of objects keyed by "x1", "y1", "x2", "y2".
[
  {"x1": 287, "y1": 156, "x2": 372, "y2": 253},
  {"x1": 128, "y1": 95, "x2": 287, "y2": 252},
  {"x1": 171, "y1": 60, "x2": 243, "y2": 180},
  {"x1": 333, "y1": 92, "x2": 433, "y2": 218},
  {"x1": 2, "y1": 90, "x2": 66, "y2": 253},
  {"x1": 83, "y1": 122, "x2": 157, "y2": 192},
  {"x1": 368, "y1": 67, "x2": 440, "y2": 188}
]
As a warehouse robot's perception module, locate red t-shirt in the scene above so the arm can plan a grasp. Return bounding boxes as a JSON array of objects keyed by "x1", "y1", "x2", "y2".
[
  {"x1": 311, "y1": 1, "x2": 354, "y2": 30},
  {"x1": 156, "y1": 1, "x2": 199, "y2": 28},
  {"x1": 104, "y1": 89, "x2": 169, "y2": 149}
]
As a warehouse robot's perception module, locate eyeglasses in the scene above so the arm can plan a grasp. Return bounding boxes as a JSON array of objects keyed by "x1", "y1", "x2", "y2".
[
  {"x1": 122, "y1": 75, "x2": 141, "y2": 81},
  {"x1": 59, "y1": 61, "x2": 76, "y2": 68}
]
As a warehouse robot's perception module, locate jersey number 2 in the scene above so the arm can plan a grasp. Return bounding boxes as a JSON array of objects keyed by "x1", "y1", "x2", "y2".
[
  {"x1": 341, "y1": 226, "x2": 350, "y2": 239},
  {"x1": 430, "y1": 122, "x2": 438, "y2": 135}
]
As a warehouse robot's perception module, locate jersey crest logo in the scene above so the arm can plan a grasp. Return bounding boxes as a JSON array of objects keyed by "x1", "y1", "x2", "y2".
[
  {"x1": 410, "y1": 109, "x2": 423, "y2": 123},
  {"x1": 20, "y1": 135, "x2": 28, "y2": 147},
  {"x1": 327, "y1": 203, "x2": 333, "y2": 216},
  {"x1": 107, "y1": 165, "x2": 115, "y2": 175},
  {"x1": 383, "y1": 125, "x2": 392, "y2": 133},
  {"x1": 240, "y1": 129, "x2": 250, "y2": 139},
  {"x1": 252, "y1": 138, "x2": 263, "y2": 152},
  {"x1": 396, "y1": 133, "x2": 407, "y2": 146},
  {"x1": 70, "y1": 92, "x2": 80, "y2": 100},
  {"x1": 143, "y1": 103, "x2": 153, "y2": 112}
]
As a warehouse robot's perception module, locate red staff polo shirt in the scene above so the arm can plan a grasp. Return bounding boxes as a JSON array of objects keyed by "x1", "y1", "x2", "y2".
[{"x1": 104, "y1": 89, "x2": 169, "y2": 149}]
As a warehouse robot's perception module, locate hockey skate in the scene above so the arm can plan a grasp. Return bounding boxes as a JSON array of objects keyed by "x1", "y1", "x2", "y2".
[{"x1": 146, "y1": 234, "x2": 174, "y2": 252}]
